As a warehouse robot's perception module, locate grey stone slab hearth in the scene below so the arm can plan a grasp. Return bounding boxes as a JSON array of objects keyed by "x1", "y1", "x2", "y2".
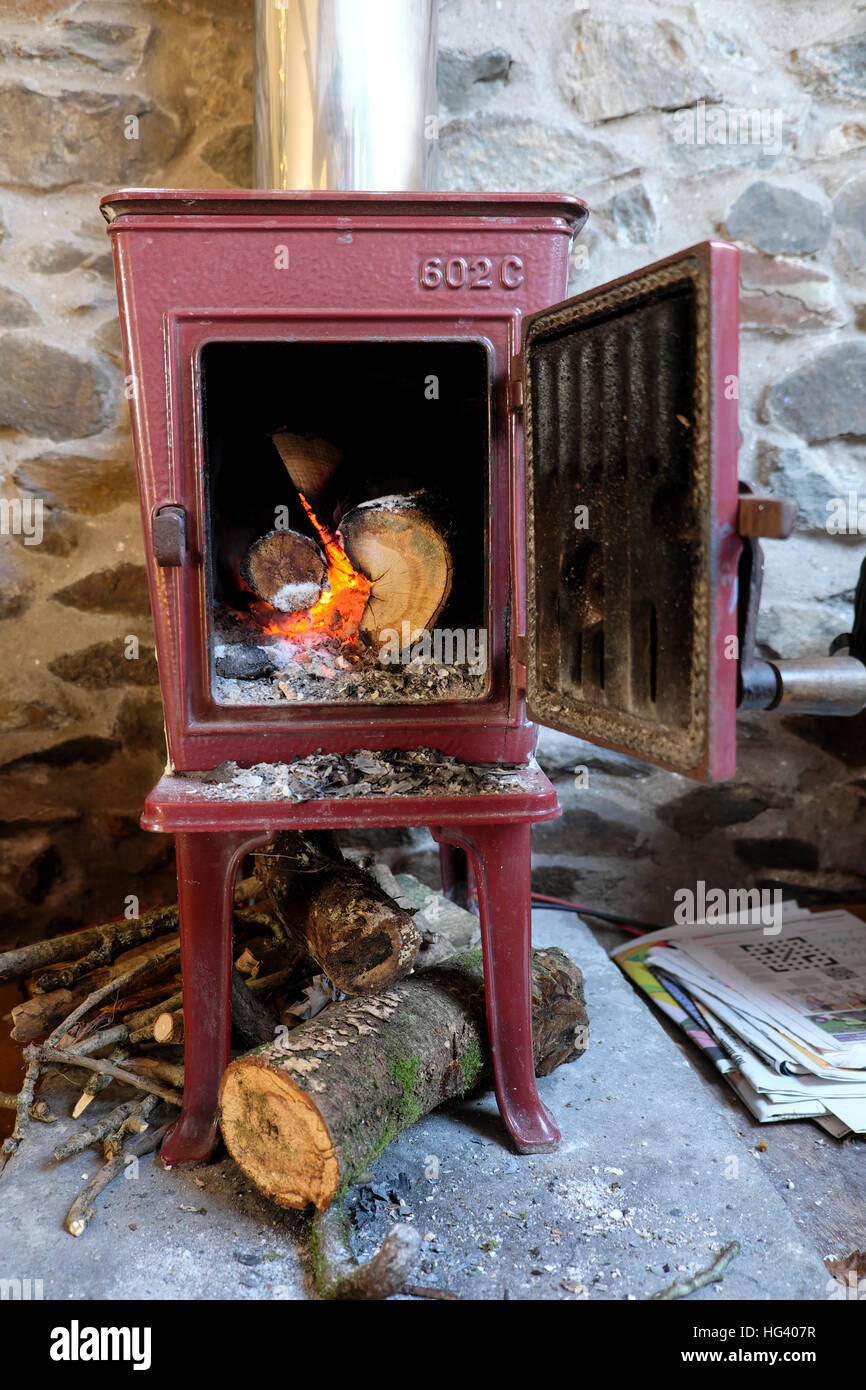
[{"x1": 0, "y1": 913, "x2": 828, "y2": 1302}]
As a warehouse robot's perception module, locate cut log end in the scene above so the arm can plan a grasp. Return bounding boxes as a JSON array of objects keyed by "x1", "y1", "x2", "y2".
[
  {"x1": 219, "y1": 1061, "x2": 339, "y2": 1211},
  {"x1": 152, "y1": 1010, "x2": 183, "y2": 1045},
  {"x1": 241, "y1": 529, "x2": 325, "y2": 613},
  {"x1": 340, "y1": 495, "x2": 453, "y2": 641}
]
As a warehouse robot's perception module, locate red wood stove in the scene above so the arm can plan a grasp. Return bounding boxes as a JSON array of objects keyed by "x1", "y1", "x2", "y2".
[{"x1": 101, "y1": 188, "x2": 742, "y2": 1167}]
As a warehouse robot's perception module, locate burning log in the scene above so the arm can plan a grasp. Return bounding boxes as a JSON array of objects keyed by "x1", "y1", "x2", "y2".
[
  {"x1": 241, "y1": 528, "x2": 326, "y2": 613},
  {"x1": 218, "y1": 947, "x2": 588, "y2": 1211},
  {"x1": 340, "y1": 493, "x2": 453, "y2": 641},
  {"x1": 271, "y1": 431, "x2": 342, "y2": 515},
  {"x1": 255, "y1": 831, "x2": 422, "y2": 996}
]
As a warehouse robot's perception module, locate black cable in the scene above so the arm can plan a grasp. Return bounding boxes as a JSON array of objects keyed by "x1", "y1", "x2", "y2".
[{"x1": 530, "y1": 899, "x2": 663, "y2": 933}]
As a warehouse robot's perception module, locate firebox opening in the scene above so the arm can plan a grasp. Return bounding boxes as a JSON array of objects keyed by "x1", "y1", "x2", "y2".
[{"x1": 199, "y1": 339, "x2": 490, "y2": 707}]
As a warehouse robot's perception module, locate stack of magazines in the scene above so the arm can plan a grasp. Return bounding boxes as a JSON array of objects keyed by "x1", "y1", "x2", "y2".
[{"x1": 611, "y1": 903, "x2": 866, "y2": 1136}]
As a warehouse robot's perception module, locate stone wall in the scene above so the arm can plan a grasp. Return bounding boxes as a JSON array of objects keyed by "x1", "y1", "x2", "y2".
[
  {"x1": 0, "y1": 0, "x2": 256, "y2": 942},
  {"x1": 423, "y1": 0, "x2": 866, "y2": 924},
  {"x1": 1, "y1": 0, "x2": 864, "y2": 945}
]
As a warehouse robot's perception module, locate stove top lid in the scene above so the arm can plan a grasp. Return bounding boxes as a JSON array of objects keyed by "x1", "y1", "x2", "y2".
[{"x1": 100, "y1": 188, "x2": 589, "y2": 227}]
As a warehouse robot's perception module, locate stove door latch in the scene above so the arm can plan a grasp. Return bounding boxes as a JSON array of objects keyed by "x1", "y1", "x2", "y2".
[
  {"x1": 152, "y1": 504, "x2": 187, "y2": 567},
  {"x1": 737, "y1": 486, "x2": 866, "y2": 717}
]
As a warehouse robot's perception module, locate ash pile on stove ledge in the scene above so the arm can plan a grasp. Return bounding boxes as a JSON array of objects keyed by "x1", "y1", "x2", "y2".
[{"x1": 177, "y1": 748, "x2": 534, "y2": 803}]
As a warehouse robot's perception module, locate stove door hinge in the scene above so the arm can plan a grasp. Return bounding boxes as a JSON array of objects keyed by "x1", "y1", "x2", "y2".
[
  {"x1": 507, "y1": 357, "x2": 524, "y2": 414},
  {"x1": 152, "y1": 504, "x2": 187, "y2": 567}
]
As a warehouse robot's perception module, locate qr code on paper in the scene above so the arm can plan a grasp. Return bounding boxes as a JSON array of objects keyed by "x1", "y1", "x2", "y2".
[{"x1": 739, "y1": 935, "x2": 846, "y2": 975}]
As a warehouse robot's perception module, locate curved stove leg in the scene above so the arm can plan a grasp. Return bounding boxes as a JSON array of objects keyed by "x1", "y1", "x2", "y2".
[
  {"x1": 432, "y1": 821, "x2": 560, "y2": 1153},
  {"x1": 160, "y1": 829, "x2": 270, "y2": 1168}
]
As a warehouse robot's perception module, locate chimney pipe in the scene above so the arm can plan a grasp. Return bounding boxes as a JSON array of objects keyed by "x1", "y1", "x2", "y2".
[{"x1": 254, "y1": 0, "x2": 437, "y2": 192}]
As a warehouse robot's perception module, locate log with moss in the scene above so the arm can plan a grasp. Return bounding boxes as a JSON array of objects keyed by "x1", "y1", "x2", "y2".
[{"x1": 218, "y1": 947, "x2": 588, "y2": 1212}]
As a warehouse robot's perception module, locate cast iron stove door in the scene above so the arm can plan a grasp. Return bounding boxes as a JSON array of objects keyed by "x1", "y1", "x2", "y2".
[{"x1": 522, "y1": 241, "x2": 741, "y2": 780}]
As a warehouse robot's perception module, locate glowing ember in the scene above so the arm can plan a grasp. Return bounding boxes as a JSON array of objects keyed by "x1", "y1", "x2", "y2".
[{"x1": 253, "y1": 493, "x2": 371, "y2": 642}]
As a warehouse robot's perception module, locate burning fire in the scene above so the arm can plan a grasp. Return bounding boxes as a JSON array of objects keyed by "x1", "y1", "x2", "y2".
[{"x1": 253, "y1": 492, "x2": 372, "y2": 643}]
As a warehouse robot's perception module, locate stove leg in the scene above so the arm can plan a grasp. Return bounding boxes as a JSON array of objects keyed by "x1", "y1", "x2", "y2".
[
  {"x1": 160, "y1": 830, "x2": 268, "y2": 1168},
  {"x1": 432, "y1": 822, "x2": 560, "y2": 1154}
]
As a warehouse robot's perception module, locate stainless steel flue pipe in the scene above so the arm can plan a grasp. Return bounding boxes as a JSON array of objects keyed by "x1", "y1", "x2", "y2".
[{"x1": 254, "y1": 0, "x2": 437, "y2": 191}]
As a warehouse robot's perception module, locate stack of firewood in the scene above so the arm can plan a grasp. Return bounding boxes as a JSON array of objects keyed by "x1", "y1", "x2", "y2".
[
  {"x1": 0, "y1": 874, "x2": 319, "y2": 1235},
  {"x1": 0, "y1": 835, "x2": 589, "y2": 1293}
]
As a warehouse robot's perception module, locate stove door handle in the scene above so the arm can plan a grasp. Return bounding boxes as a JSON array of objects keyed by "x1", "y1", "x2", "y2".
[{"x1": 152, "y1": 504, "x2": 187, "y2": 567}]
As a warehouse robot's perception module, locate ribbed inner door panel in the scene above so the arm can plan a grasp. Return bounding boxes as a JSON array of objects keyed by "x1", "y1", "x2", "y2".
[{"x1": 524, "y1": 261, "x2": 711, "y2": 772}]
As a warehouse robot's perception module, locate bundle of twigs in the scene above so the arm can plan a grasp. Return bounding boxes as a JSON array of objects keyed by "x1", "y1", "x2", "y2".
[
  {"x1": 0, "y1": 874, "x2": 317, "y2": 1237},
  {"x1": 0, "y1": 850, "x2": 589, "y2": 1302}
]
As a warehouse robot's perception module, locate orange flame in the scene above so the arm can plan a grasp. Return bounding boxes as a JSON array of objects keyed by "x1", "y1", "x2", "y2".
[{"x1": 252, "y1": 493, "x2": 371, "y2": 643}]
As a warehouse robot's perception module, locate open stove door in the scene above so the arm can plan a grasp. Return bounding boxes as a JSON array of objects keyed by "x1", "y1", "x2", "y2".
[{"x1": 522, "y1": 241, "x2": 741, "y2": 780}]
